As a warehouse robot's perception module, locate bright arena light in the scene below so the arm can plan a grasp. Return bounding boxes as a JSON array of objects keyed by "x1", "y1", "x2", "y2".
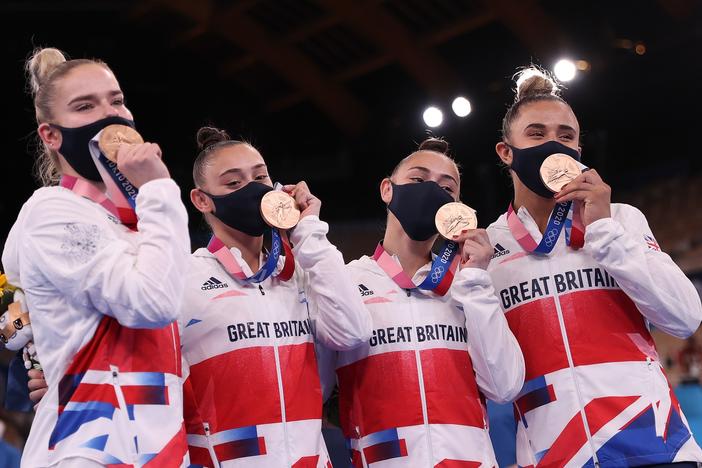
[
  {"x1": 451, "y1": 97, "x2": 472, "y2": 117},
  {"x1": 423, "y1": 106, "x2": 443, "y2": 127},
  {"x1": 554, "y1": 59, "x2": 577, "y2": 82}
]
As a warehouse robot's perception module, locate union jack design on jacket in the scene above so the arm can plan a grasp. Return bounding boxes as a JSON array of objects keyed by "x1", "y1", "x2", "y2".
[
  {"x1": 2, "y1": 179, "x2": 191, "y2": 467},
  {"x1": 487, "y1": 203, "x2": 702, "y2": 467},
  {"x1": 335, "y1": 254, "x2": 525, "y2": 467},
  {"x1": 180, "y1": 216, "x2": 371, "y2": 468},
  {"x1": 51, "y1": 317, "x2": 186, "y2": 466}
]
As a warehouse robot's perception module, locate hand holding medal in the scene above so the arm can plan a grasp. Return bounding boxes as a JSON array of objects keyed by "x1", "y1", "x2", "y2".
[
  {"x1": 435, "y1": 203, "x2": 493, "y2": 270},
  {"x1": 549, "y1": 155, "x2": 612, "y2": 227},
  {"x1": 281, "y1": 181, "x2": 321, "y2": 221},
  {"x1": 208, "y1": 182, "x2": 302, "y2": 285},
  {"x1": 98, "y1": 124, "x2": 169, "y2": 188}
]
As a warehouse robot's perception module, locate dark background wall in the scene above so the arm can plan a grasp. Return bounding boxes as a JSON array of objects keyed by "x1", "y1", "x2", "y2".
[{"x1": 2, "y1": 0, "x2": 701, "y2": 260}]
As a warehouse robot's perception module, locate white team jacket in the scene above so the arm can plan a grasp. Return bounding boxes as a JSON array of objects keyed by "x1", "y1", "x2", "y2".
[
  {"x1": 2, "y1": 179, "x2": 191, "y2": 467},
  {"x1": 487, "y1": 203, "x2": 702, "y2": 467},
  {"x1": 335, "y1": 255, "x2": 525, "y2": 467},
  {"x1": 180, "y1": 215, "x2": 372, "y2": 468}
]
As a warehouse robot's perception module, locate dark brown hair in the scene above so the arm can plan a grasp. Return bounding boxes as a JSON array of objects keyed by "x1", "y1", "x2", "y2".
[
  {"x1": 390, "y1": 137, "x2": 460, "y2": 184},
  {"x1": 193, "y1": 126, "x2": 249, "y2": 187}
]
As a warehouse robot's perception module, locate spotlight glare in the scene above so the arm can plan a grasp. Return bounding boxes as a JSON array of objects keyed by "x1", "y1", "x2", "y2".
[
  {"x1": 452, "y1": 97, "x2": 472, "y2": 117},
  {"x1": 423, "y1": 106, "x2": 443, "y2": 127},
  {"x1": 554, "y1": 59, "x2": 577, "y2": 82}
]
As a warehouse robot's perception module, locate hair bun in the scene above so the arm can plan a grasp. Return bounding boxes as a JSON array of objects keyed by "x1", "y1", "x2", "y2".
[
  {"x1": 196, "y1": 126, "x2": 231, "y2": 151},
  {"x1": 418, "y1": 137, "x2": 449, "y2": 155},
  {"x1": 514, "y1": 67, "x2": 560, "y2": 102},
  {"x1": 26, "y1": 48, "x2": 67, "y2": 96}
]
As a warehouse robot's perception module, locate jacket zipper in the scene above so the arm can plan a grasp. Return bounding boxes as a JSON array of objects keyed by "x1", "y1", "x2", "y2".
[
  {"x1": 406, "y1": 291, "x2": 435, "y2": 466},
  {"x1": 550, "y1": 266, "x2": 600, "y2": 465},
  {"x1": 111, "y1": 365, "x2": 137, "y2": 462},
  {"x1": 171, "y1": 323, "x2": 180, "y2": 376},
  {"x1": 273, "y1": 344, "x2": 292, "y2": 467},
  {"x1": 260, "y1": 281, "x2": 292, "y2": 467},
  {"x1": 646, "y1": 356, "x2": 668, "y2": 437},
  {"x1": 203, "y1": 422, "x2": 219, "y2": 467}
]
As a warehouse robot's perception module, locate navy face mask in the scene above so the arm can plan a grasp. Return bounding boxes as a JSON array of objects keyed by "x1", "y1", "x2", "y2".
[
  {"x1": 508, "y1": 140, "x2": 581, "y2": 198},
  {"x1": 51, "y1": 116, "x2": 136, "y2": 182},
  {"x1": 388, "y1": 181, "x2": 454, "y2": 241},
  {"x1": 202, "y1": 181, "x2": 274, "y2": 237}
]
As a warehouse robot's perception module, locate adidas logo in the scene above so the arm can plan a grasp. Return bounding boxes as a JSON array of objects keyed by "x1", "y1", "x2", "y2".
[
  {"x1": 358, "y1": 284, "x2": 374, "y2": 297},
  {"x1": 491, "y1": 243, "x2": 511, "y2": 259},
  {"x1": 201, "y1": 277, "x2": 229, "y2": 290}
]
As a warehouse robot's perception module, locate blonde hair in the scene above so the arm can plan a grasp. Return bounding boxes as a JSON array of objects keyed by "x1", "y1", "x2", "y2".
[{"x1": 25, "y1": 47, "x2": 110, "y2": 186}]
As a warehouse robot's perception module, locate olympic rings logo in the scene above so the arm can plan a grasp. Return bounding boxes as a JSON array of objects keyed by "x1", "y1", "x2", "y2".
[
  {"x1": 544, "y1": 229, "x2": 558, "y2": 247},
  {"x1": 431, "y1": 266, "x2": 445, "y2": 283}
]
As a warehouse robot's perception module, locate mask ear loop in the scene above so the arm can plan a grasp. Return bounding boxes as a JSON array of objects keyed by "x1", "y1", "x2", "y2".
[{"x1": 196, "y1": 188, "x2": 217, "y2": 216}]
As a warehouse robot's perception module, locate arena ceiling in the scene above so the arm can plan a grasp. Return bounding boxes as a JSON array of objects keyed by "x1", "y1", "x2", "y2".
[{"x1": 2, "y1": 0, "x2": 701, "y2": 244}]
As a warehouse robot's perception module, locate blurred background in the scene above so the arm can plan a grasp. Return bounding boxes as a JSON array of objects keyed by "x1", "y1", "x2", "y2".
[{"x1": 1, "y1": 0, "x2": 701, "y2": 465}]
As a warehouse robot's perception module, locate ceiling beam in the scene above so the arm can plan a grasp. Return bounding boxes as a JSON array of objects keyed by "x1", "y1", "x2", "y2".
[
  {"x1": 480, "y1": 0, "x2": 567, "y2": 59},
  {"x1": 320, "y1": 0, "x2": 464, "y2": 97},
  {"x1": 266, "y1": 11, "x2": 494, "y2": 112},
  {"x1": 150, "y1": 0, "x2": 368, "y2": 135}
]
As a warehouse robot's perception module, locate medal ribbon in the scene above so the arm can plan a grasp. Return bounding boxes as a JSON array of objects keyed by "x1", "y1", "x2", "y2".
[
  {"x1": 88, "y1": 136, "x2": 138, "y2": 228},
  {"x1": 372, "y1": 241, "x2": 460, "y2": 296},
  {"x1": 60, "y1": 175, "x2": 127, "y2": 225},
  {"x1": 507, "y1": 201, "x2": 584, "y2": 254},
  {"x1": 207, "y1": 229, "x2": 295, "y2": 283}
]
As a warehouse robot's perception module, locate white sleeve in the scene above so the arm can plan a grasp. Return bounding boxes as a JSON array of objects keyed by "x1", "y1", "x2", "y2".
[
  {"x1": 23, "y1": 179, "x2": 191, "y2": 329},
  {"x1": 289, "y1": 215, "x2": 372, "y2": 350},
  {"x1": 584, "y1": 205, "x2": 702, "y2": 338},
  {"x1": 451, "y1": 267, "x2": 525, "y2": 403}
]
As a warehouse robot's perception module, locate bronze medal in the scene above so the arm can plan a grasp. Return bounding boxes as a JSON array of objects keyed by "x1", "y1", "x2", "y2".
[
  {"x1": 98, "y1": 125, "x2": 144, "y2": 162},
  {"x1": 260, "y1": 191, "x2": 300, "y2": 230},
  {"x1": 435, "y1": 202, "x2": 478, "y2": 239},
  {"x1": 540, "y1": 153, "x2": 582, "y2": 192}
]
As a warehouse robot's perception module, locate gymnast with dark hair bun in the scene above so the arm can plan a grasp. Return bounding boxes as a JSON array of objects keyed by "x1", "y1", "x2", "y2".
[
  {"x1": 332, "y1": 137, "x2": 525, "y2": 467},
  {"x1": 180, "y1": 125, "x2": 371, "y2": 467}
]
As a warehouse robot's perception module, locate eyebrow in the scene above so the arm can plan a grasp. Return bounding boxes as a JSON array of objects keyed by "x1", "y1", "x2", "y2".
[
  {"x1": 219, "y1": 163, "x2": 267, "y2": 178},
  {"x1": 67, "y1": 89, "x2": 123, "y2": 106},
  {"x1": 406, "y1": 165, "x2": 459, "y2": 186},
  {"x1": 524, "y1": 123, "x2": 577, "y2": 133}
]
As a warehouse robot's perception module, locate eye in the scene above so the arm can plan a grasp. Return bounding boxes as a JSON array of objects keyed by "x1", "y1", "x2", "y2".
[
  {"x1": 410, "y1": 177, "x2": 424, "y2": 183},
  {"x1": 112, "y1": 97, "x2": 125, "y2": 106},
  {"x1": 442, "y1": 186, "x2": 454, "y2": 193},
  {"x1": 76, "y1": 103, "x2": 93, "y2": 112},
  {"x1": 527, "y1": 130, "x2": 544, "y2": 137},
  {"x1": 225, "y1": 180, "x2": 240, "y2": 187},
  {"x1": 255, "y1": 174, "x2": 270, "y2": 181},
  {"x1": 560, "y1": 134, "x2": 575, "y2": 141}
]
